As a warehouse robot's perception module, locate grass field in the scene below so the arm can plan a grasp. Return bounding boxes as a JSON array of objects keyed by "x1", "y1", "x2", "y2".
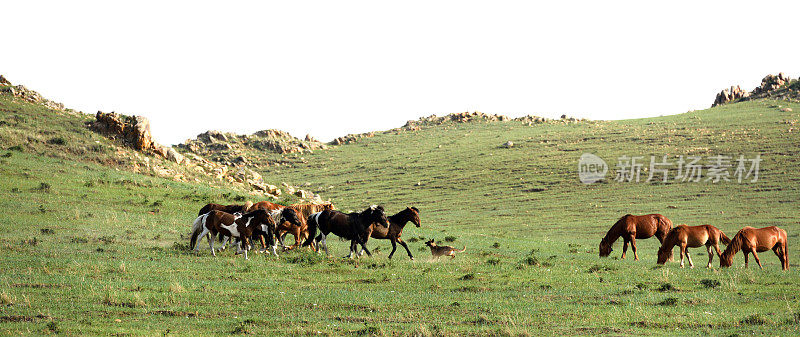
[{"x1": 1, "y1": 94, "x2": 799, "y2": 335}]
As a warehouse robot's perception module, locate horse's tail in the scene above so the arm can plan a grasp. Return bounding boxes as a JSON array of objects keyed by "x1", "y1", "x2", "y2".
[
  {"x1": 189, "y1": 214, "x2": 207, "y2": 250},
  {"x1": 459, "y1": 246, "x2": 467, "y2": 253},
  {"x1": 720, "y1": 231, "x2": 731, "y2": 245},
  {"x1": 302, "y1": 212, "x2": 322, "y2": 247}
]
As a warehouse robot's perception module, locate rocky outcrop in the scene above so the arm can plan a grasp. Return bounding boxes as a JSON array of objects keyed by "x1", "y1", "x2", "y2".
[
  {"x1": 90, "y1": 112, "x2": 157, "y2": 153},
  {"x1": 180, "y1": 129, "x2": 326, "y2": 159},
  {"x1": 712, "y1": 86, "x2": 750, "y2": 107},
  {"x1": 0, "y1": 75, "x2": 65, "y2": 111},
  {"x1": 712, "y1": 73, "x2": 799, "y2": 107}
]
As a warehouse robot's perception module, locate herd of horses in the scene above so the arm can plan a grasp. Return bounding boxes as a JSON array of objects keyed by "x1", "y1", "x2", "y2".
[
  {"x1": 188, "y1": 203, "x2": 789, "y2": 270},
  {"x1": 599, "y1": 214, "x2": 790, "y2": 270},
  {"x1": 189, "y1": 200, "x2": 421, "y2": 260}
]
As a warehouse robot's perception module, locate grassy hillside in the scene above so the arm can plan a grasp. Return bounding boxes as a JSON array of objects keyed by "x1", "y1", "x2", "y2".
[{"x1": 1, "y1": 90, "x2": 799, "y2": 336}]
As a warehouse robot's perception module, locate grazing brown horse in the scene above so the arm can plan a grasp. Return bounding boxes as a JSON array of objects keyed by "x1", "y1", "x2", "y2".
[
  {"x1": 189, "y1": 209, "x2": 278, "y2": 260},
  {"x1": 720, "y1": 226, "x2": 789, "y2": 270},
  {"x1": 357, "y1": 207, "x2": 421, "y2": 260},
  {"x1": 599, "y1": 214, "x2": 673, "y2": 261},
  {"x1": 302, "y1": 205, "x2": 390, "y2": 258},
  {"x1": 657, "y1": 225, "x2": 731, "y2": 268},
  {"x1": 276, "y1": 203, "x2": 335, "y2": 250}
]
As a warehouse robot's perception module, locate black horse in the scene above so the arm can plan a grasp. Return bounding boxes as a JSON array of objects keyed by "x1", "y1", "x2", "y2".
[{"x1": 302, "y1": 205, "x2": 390, "y2": 258}]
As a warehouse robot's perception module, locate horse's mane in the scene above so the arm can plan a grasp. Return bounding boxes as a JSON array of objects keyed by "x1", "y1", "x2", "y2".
[
  {"x1": 390, "y1": 207, "x2": 419, "y2": 223},
  {"x1": 603, "y1": 214, "x2": 631, "y2": 242},
  {"x1": 721, "y1": 230, "x2": 745, "y2": 261}
]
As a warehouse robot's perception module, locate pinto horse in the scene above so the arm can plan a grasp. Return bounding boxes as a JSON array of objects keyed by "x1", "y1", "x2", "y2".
[
  {"x1": 357, "y1": 207, "x2": 421, "y2": 260},
  {"x1": 302, "y1": 205, "x2": 390, "y2": 258},
  {"x1": 197, "y1": 201, "x2": 254, "y2": 246},
  {"x1": 189, "y1": 209, "x2": 278, "y2": 260},
  {"x1": 276, "y1": 203, "x2": 335, "y2": 250},
  {"x1": 720, "y1": 226, "x2": 789, "y2": 270},
  {"x1": 657, "y1": 225, "x2": 731, "y2": 268},
  {"x1": 599, "y1": 214, "x2": 673, "y2": 261}
]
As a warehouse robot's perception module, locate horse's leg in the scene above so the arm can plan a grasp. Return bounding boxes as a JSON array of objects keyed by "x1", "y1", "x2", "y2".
[
  {"x1": 346, "y1": 240, "x2": 357, "y2": 259},
  {"x1": 388, "y1": 239, "x2": 398, "y2": 259},
  {"x1": 743, "y1": 251, "x2": 749, "y2": 268},
  {"x1": 288, "y1": 227, "x2": 301, "y2": 250},
  {"x1": 398, "y1": 239, "x2": 414, "y2": 260},
  {"x1": 706, "y1": 245, "x2": 713, "y2": 268},
  {"x1": 196, "y1": 228, "x2": 210, "y2": 252},
  {"x1": 209, "y1": 232, "x2": 216, "y2": 257},
  {"x1": 772, "y1": 245, "x2": 784, "y2": 270},
  {"x1": 686, "y1": 247, "x2": 694, "y2": 269},
  {"x1": 357, "y1": 238, "x2": 373, "y2": 257},
  {"x1": 679, "y1": 244, "x2": 685, "y2": 268},
  {"x1": 630, "y1": 235, "x2": 639, "y2": 261},
  {"x1": 751, "y1": 251, "x2": 763, "y2": 269},
  {"x1": 621, "y1": 238, "x2": 629, "y2": 259}
]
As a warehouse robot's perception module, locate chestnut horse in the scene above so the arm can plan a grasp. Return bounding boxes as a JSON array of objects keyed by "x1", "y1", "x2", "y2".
[
  {"x1": 720, "y1": 226, "x2": 789, "y2": 270},
  {"x1": 357, "y1": 207, "x2": 421, "y2": 260},
  {"x1": 657, "y1": 225, "x2": 731, "y2": 268},
  {"x1": 599, "y1": 214, "x2": 673, "y2": 261},
  {"x1": 189, "y1": 209, "x2": 278, "y2": 260},
  {"x1": 276, "y1": 203, "x2": 335, "y2": 250},
  {"x1": 302, "y1": 205, "x2": 390, "y2": 258}
]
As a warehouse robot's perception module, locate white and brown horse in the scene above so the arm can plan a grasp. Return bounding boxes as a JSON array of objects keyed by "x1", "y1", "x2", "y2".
[
  {"x1": 189, "y1": 209, "x2": 281, "y2": 259},
  {"x1": 720, "y1": 226, "x2": 789, "y2": 270},
  {"x1": 657, "y1": 225, "x2": 731, "y2": 268},
  {"x1": 303, "y1": 205, "x2": 390, "y2": 258}
]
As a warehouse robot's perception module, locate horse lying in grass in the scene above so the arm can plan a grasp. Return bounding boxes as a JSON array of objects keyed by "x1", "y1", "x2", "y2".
[
  {"x1": 720, "y1": 226, "x2": 789, "y2": 270},
  {"x1": 357, "y1": 207, "x2": 421, "y2": 260},
  {"x1": 189, "y1": 209, "x2": 279, "y2": 259},
  {"x1": 276, "y1": 203, "x2": 334, "y2": 251},
  {"x1": 657, "y1": 225, "x2": 730, "y2": 268},
  {"x1": 599, "y1": 214, "x2": 673, "y2": 261},
  {"x1": 303, "y1": 205, "x2": 390, "y2": 258}
]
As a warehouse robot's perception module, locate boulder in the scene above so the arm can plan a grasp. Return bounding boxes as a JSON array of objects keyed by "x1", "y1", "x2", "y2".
[
  {"x1": 90, "y1": 112, "x2": 157, "y2": 153},
  {"x1": 165, "y1": 147, "x2": 185, "y2": 164},
  {"x1": 0, "y1": 75, "x2": 10, "y2": 86},
  {"x1": 712, "y1": 85, "x2": 750, "y2": 107}
]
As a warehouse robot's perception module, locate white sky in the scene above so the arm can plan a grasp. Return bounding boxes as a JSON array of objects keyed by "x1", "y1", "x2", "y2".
[{"x1": 3, "y1": 1, "x2": 799, "y2": 145}]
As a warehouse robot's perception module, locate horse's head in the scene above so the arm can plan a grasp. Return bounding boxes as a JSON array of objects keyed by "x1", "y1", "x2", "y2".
[
  {"x1": 598, "y1": 238, "x2": 613, "y2": 257},
  {"x1": 407, "y1": 207, "x2": 421, "y2": 227},
  {"x1": 719, "y1": 251, "x2": 733, "y2": 268},
  {"x1": 366, "y1": 205, "x2": 390, "y2": 228},
  {"x1": 656, "y1": 246, "x2": 671, "y2": 265},
  {"x1": 281, "y1": 208, "x2": 302, "y2": 227}
]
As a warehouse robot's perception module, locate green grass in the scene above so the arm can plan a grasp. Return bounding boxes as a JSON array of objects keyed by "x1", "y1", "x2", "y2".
[{"x1": 1, "y1": 95, "x2": 799, "y2": 335}]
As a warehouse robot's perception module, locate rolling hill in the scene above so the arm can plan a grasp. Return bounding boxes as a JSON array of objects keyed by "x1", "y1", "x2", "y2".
[{"x1": 0, "y1": 74, "x2": 799, "y2": 335}]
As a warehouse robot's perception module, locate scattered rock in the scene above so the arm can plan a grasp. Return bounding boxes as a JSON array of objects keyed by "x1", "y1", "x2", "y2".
[{"x1": 503, "y1": 141, "x2": 514, "y2": 148}]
